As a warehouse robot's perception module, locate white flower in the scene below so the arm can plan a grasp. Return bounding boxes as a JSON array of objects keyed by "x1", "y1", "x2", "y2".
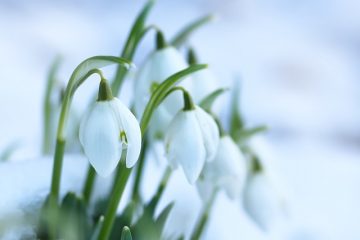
[
  {"x1": 134, "y1": 46, "x2": 191, "y2": 139},
  {"x1": 165, "y1": 106, "x2": 219, "y2": 184},
  {"x1": 243, "y1": 172, "x2": 284, "y2": 231},
  {"x1": 79, "y1": 98, "x2": 142, "y2": 177},
  {"x1": 196, "y1": 135, "x2": 247, "y2": 201},
  {"x1": 187, "y1": 68, "x2": 219, "y2": 103}
]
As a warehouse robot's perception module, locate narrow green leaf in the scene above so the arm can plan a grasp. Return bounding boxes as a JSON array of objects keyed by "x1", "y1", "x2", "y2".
[
  {"x1": 171, "y1": 14, "x2": 214, "y2": 47},
  {"x1": 112, "y1": 0, "x2": 155, "y2": 94},
  {"x1": 90, "y1": 216, "x2": 104, "y2": 240},
  {"x1": 199, "y1": 88, "x2": 229, "y2": 112},
  {"x1": 121, "y1": 0, "x2": 155, "y2": 59},
  {"x1": 0, "y1": 141, "x2": 20, "y2": 161},
  {"x1": 108, "y1": 202, "x2": 136, "y2": 240},
  {"x1": 59, "y1": 192, "x2": 90, "y2": 240},
  {"x1": 239, "y1": 125, "x2": 268, "y2": 140},
  {"x1": 229, "y1": 80, "x2": 245, "y2": 141},
  {"x1": 43, "y1": 56, "x2": 62, "y2": 155},
  {"x1": 36, "y1": 195, "x2": 53, "y2": 239},
  {"x1": 155, "y1": 202, "x2": 174, "y2": 231},
  {"x1": 121, "y1": 226, "x2": 133, "y2": 240}
]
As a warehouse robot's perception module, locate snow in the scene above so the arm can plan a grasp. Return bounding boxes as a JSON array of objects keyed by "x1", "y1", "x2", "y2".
[{"x1": 1, "y1": 0, "x2": 360, "y2": 239}]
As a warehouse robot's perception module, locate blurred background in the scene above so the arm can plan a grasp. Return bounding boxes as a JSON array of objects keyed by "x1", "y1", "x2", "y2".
[{"x1": 1, "y1": 0, "x2": 360, "y2": 239}]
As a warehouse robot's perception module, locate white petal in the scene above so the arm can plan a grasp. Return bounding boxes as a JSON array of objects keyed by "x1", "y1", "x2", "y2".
[
  {"x1": 196, "y1": 176, "x2": 215, "y2": 202},
  {"x1": 200, "y1": 136, "x2": 246, "y2": 200},
  {"x1": 148, "y1": 104, "x2": 174, "y2": 140},
  {"x1": 134, "y1": 46, "x2": 189, "y2": 119},
  {"x1": 243, "y1": 173, "x2": 281, "y2": 231},
  {"x1": 165, "y1": 110, "x2": 206, "y2": 183},
  {"x1": 79, "y1": 102, "x2": 122, "y2": 177},
  {"x1": 187, "y1": 68, "x2": 219, "y2": 103},
  {"x1": 194, "y1": 106, "x2": 219, "y2": 161},
  {"x1": 110, "y1": 98, "x2": 142, "y2": 168}
]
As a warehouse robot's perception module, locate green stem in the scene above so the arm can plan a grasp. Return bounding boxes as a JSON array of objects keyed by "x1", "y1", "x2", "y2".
[
  {"x1": 83, "y1": 166, "x2": 96, "y2": 205},
  {"x1": 150, "y1": 166, "x2": 172, "y2": 209},
  {"x1": 48, "y1": 138, "x2": 65, "y2": 238},
  {"x1": 190, "y1": 190, "x2": 218, "y2": 240},
  {"x1": 163, "y1": 86, "x2": 195, "y2": 111},
  {"x1": 131, "y1": 137, "x2": 148, "y2": 202},
  {"x1": 98, "y1": 161, "x2": 131, "y2": 240},
  {"x1": 50, "y1": 139, "x2": 66, "y2": 203}
]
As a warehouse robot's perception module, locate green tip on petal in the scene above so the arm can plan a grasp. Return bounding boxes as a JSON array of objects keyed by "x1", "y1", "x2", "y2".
[{"x1": 97, "y1": 79, "x2": 114, "y2": 101}]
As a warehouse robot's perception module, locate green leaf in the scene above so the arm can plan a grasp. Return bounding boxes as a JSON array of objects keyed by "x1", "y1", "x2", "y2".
[
  {"x1": 0, "y1": 141, "x2": 20, "y2": 161},
  {"x1": 229, "y1": 80, "x2": 245, "y2": 141},
  {"x1": 131, "y1": 210, "x2": 160, "y2": 240},
  {"x1": 238, "y1": 125, "x2": 268, "y2": 141},
  {"x1": 108, "y1": 202, "x2": 136, "y2": 240},
  {"x1": 155, "y1": 202, "x2": 174, "y2": 231},
  {"x1": 90, "y1": 216, "x2": 104, "y2": 240},
  {"x1": 42, "y1": 56, "x2": 62, "y2": 155},
  {"x1": 36, "y1": 195, "x2": 53, "y2": 239},
  {"x1": 112, "y1": 0, "x2": 155, "y2": 94},
  {"x1": 140, "y1": 64, "x2": 207, "y2": 135},
  {"x1": 171, "y1": 14, "x2": 214, "y2": 47},
  {"x1": 121, "y1": 226, "x2": 133, "y2": 240},
  {"x1": 59, "y1": 192, "x2": 91, "y2": 240},
  {"x1": 199, "y1": 88, "x2": 229, "y2": 112},
  {"x1": 121, "y1": 0, "x2": 155, "y2": 59}
]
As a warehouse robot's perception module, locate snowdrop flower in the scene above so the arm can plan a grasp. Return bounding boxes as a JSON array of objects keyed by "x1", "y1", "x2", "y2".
[
  {"x1": 197, "y1": 135, "x2": 247, "y2": 201},
  {"x1": 243, "y1": 158, "x2": 284, "y2": 231},
  {"x1": 134, "y1": 32, "x2": 191, "y2": 139},
  {"x1": 79, "y1": 79, "x2": 142, "y2": 177},
  {"x1": 189, "y1": 68, "x2": 219, "y2": 103},
  {"x1": 165, "y1": 105, "x2": 219, "y2": 184},
  {"x1": 186, "y1": 49, "x2": 219, "y2": 103}
]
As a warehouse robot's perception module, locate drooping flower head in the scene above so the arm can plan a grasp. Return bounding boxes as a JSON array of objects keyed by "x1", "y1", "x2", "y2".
[
  {"x1": 242, "y1": 156, "x2": 285, "y2": 231},
  {"x1": 196, "y1": 135, "x2": 247, "y2": 201},
  {"x1": 165, "y1": 103, "x2": 219, "y2": 184},
  {"x1": 79, "y1": 79, "x2": 142, "y2": 177},
  {"x1": 186, "y1": 48, "x2": 219, "y2": 104}
]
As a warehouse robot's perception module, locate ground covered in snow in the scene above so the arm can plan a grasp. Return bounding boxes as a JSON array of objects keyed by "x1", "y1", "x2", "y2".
[{"x1": 1, "y1": 0, "x2": 360, "y2": 239}]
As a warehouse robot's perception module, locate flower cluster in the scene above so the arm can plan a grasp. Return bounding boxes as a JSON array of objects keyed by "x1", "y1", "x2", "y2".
[{"x1": 37, "y1": 2, "x2": 286, "y2": 240}]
